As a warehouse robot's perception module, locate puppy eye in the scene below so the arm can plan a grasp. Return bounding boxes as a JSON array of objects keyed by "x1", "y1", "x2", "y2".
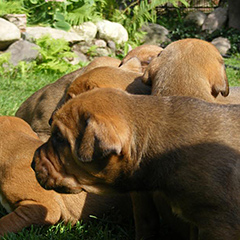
[
  {"x1": 56, "y1": 132, "x2": 65, "y2": 143},
  {"x1": 52, "y1": 131, "x2": 65, "y2": 144}
]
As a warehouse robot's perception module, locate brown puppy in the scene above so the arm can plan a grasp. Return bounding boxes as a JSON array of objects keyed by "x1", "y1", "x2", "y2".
[
  {"x1": 140, "y1": 38, "x2": 237, "y2": 238},
  {"x1": 32, "y1": 88, "x2": 240, "y2": 240},
  {"x1": 142, "y1": 38, "x2": 229, "y2": 101},
  {"x1": 0, "y1": 116, "x2": 130, "y2": 237},
  {"x1": 53, "y1": 57, "x2": 150, "y2": 114},
  {"x1": 15, "y1": 56, "x2": 121, "y2": 142},
  {"x1": 120, "y1": 44, "x2": 163, "y2": 72}
]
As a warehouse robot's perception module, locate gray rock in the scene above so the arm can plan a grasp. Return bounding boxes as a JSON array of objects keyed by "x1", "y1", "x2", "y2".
[
  {"x1": 25, "y1": 26, "x2": 84, "y2": 43},
  {"x1": 5, "y1": 39, "x2": 39, "y2": 66},
  {"x1": 211, "y1": 37, "x2": 231, "y2": 55},
  {"x1": 95, "y1": 48, "x2": 110, "y2": 57},
  {"x1": 141, "y1": 23, "x2": 170, "y2": 45},
  {"x1": 4, "y1": 14, "x2": 27, "y2": 32},
  {"x1": 185, "y1": 10, "x2": 207, "y2": 27},
  {"x1": 228, "y1": 0, "x2": 240, "y2": 31},
  {"x1": 0, "y1": 18, "x2": 21, "y2": 50},
  {"x1": 94, "y1": 39, "x2": 107, "y2": 48},
  {"x1": 67, "y1": 50, "x2": 88, "y2": 65},
  {"x1": 96, "y1": 20, "x2": 128, "y2": 44},
  {"x1": 79, "y1": 45, "x2": 90, "y2": 54},
  {"x1": 107, "y1": 40, "x2": 116, "y2": 51},
  {"x1": 202, "y1": 7, "x2": 227, "y2": 33},
  {"x1": 73, "y1": 22, "x2": 97, "y2": 42}
]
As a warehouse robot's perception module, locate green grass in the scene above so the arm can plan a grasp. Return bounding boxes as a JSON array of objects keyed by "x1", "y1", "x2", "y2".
[
  {"x1": 224, "y1": 54, "x2": 240, "y2": 86},
  {"x1": 0, "y1": 55, "x2": 239, "y2": 239}
]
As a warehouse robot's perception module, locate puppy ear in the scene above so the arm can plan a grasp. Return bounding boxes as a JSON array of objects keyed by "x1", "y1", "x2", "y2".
[
  {"x1": 76, "y1": 115, "x2": 129, "y2": 162},
  {"x1": 120, "y1": 57, "x2": 142, "y2": 73},
  {"x1": 211, "y1": 63, "x2": 229, "y2": 98}
]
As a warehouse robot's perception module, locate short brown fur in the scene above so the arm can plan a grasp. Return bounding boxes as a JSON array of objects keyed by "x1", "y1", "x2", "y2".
[
  {"x1": 142, "y1": 38, "x2": 229, "y2": 101},
  {"x1": 32, "y1": 88, "x2": 240, "y2": 240},
  {"x1": 0, "y1": 116, "x2": 131, "y2": 237},
  {"x1": 15, "y1": 57, "x2": 121, "y2": 142}
]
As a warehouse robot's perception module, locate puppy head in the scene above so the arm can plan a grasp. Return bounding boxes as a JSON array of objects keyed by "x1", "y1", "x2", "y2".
[
  {"x1": 33, "y1": 89, "x2": 134, "y2": 195},
  {"x1": 56, "y1": 57, "x2": 142, "y2": 108},
  {"x1": 83, "y1": 56, "x2": 121, "y2": 74},
  {"x1": 142, "y1": 39, "x2": 229, "y2": 98},
  {"x1": 142, "y1": 53, "x2": 162, "y2": 86},
  {"x1": 120, "y1": 44, "x2": 163, "y2": 72}
]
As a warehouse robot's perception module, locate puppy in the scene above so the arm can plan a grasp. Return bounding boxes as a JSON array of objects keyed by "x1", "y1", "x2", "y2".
[
  {"x1": 140, "y1": 38, "x2": 238, "y2": 238},
  {"x1": 142, "y1": 38, "x2": 229, "y2": 101},
  {"x1": 32, "y1": 88, "x2": 240, "y2": 240},
  {"x1": 15, "y1": 56, "x2": 121, "y2": 142},
  {"x1": 120, "y1": 44, "x2": 163, "y2": 72},
  {"x1": 0, "y1": 116, "x2": 130, "y2": 237},
  {"x1": 53, "y1": 57, "x2": 151, "y2": 115}
]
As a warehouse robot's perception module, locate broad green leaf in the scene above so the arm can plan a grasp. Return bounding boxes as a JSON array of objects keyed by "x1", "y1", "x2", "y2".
[{"x1": 53, "y1": 20, "x2": 71, "y2": 31}]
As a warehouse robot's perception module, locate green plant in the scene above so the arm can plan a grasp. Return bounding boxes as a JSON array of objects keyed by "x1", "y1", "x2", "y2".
[
  {"x1": 34, "y1": 34, "x2": 85, "y2": 73},
  {"x1": 23, "y1": 0, "x2": 71, "y2": 30},
  {"x1": 64, "y1": 0, "x2": 103, "y2": 26},
  {"x1": 23, "y1": 0, "x2": 104, "y2": 30},
  {"x1": 110, "y1": 0, "x2": 189, "y2": 46},
  {"x1": 0, "y1": 0, "x2": 26, "y2": 16}
]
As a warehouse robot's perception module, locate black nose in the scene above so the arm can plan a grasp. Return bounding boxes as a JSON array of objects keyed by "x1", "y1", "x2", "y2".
[
  {"x1": 31, "y1": 159, "x2": 36, "y2": 171},
  {"x1": 48, "y1": 117, "x2": 53, "y2": 126}
]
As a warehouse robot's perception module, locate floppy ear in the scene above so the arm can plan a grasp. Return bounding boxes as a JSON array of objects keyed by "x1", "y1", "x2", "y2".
[
  {"x1": 210, "y1": 63, "x2": 229, "y2": 98},
  {"x1": 120, "y1": 57, "x2": 142, "y2": 73},
  {"x1": 67, "y1": 81, "x2": 98, "y2": 100},
  {"x1": 76, "y1": 115, "x2": 129, "y2": 162}
]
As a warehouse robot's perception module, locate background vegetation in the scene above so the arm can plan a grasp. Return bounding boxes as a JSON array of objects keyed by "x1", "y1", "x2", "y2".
[{"x1": 0, "y1": 0, "x2": 239, "y2": 239}]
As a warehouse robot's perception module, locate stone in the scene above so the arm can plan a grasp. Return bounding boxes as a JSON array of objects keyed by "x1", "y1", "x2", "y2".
[
  {"x1": 94, "y1": 39, "x2": 107, "y2": 48},
  {"x1": 0, "y1": 18, "x2": 21, "y2": 50},
  {"x1": 67, "y1": 50, "x2": 88, "y2": 65},
  {"x1": 107, "y1": 40, "x2": 116, "y2": 51},
  {"x1": 141, "y1": 23, "x2": 170, "y2": 45},
  {"x1": 73, "y1": 22, "x2": 97, "y2": 42},
  {"x1": 96, "y1": 20, "x2": 128, "y2": 44},
  {"x1": 228, "y1": 0, "x2": 240, "y2": 31},
  {"x1": 211, "y1": 37, "x2": 231, "y2": 55},
  {"x1": 25, "y1": 26, "x2": 84, "y2": 43},
  {"x1": 185, "y1": 10, "x2": 207, "y2": 27},
  {"x1": 4, "y1": 14, "x2": 27, "y2": 32},
  {"x1": 202, "y1": 7, "x2": 227, "y2": 33},
  {"x1": 5, "y1": 39, "x2": 40, "y2": 66},
  {"x1": 95, "y1": 48, "x2": 110, "y2": 57}
]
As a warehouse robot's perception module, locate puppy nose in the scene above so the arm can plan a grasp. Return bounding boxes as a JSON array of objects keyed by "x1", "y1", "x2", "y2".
[
  {"x1": 31, "y1": 159, "x2": 36, "y2": 171},
  {"x1": 48, "y1": 117, "x2": 53, "y2": 126},
  {"x1": 31, "y1": 148, "x2": 40, "y2": 171}
]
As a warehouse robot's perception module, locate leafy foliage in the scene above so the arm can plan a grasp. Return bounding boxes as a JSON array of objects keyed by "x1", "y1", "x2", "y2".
[
  {"x1": 0, "y1": 35, "x2": 86, "y2": 78},
  {"x1": 109, "y1": 0, "x2": 189, "y2": 45},
  {"x1": 35, "y1": 34, "x2": 78, "y2": 73},
  {"x1": 0, "y1": 0, "x2": 26, "y2": 16}
]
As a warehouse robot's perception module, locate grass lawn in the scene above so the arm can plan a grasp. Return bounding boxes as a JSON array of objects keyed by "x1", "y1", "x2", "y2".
[{"x1": 0, "y1": 54, "x2": 239, "y2": 239}]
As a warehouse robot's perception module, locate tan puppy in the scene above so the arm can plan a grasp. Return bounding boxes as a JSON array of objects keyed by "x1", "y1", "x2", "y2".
[
  {"x1": 120, "y1": 44, "x2": 163, "y2": 72},
  {"x1": 15, "y1": 57, "x2": 121, "y2": 142},
  {"x1": 139, "y1": 38, "x2": 238, "y2": 239},
  {"x1": 53, "y1": 57, "x2": 150, "y2": 114},
  {"x1": 32, "y1": 88, "x2": 240, "y2": 240},
  {"x1": 142, "y1": 38, "x2": 229, "y2": 101},
  {"x1": 0, "y1": 116, "x2": 130, "y2": 237}
]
